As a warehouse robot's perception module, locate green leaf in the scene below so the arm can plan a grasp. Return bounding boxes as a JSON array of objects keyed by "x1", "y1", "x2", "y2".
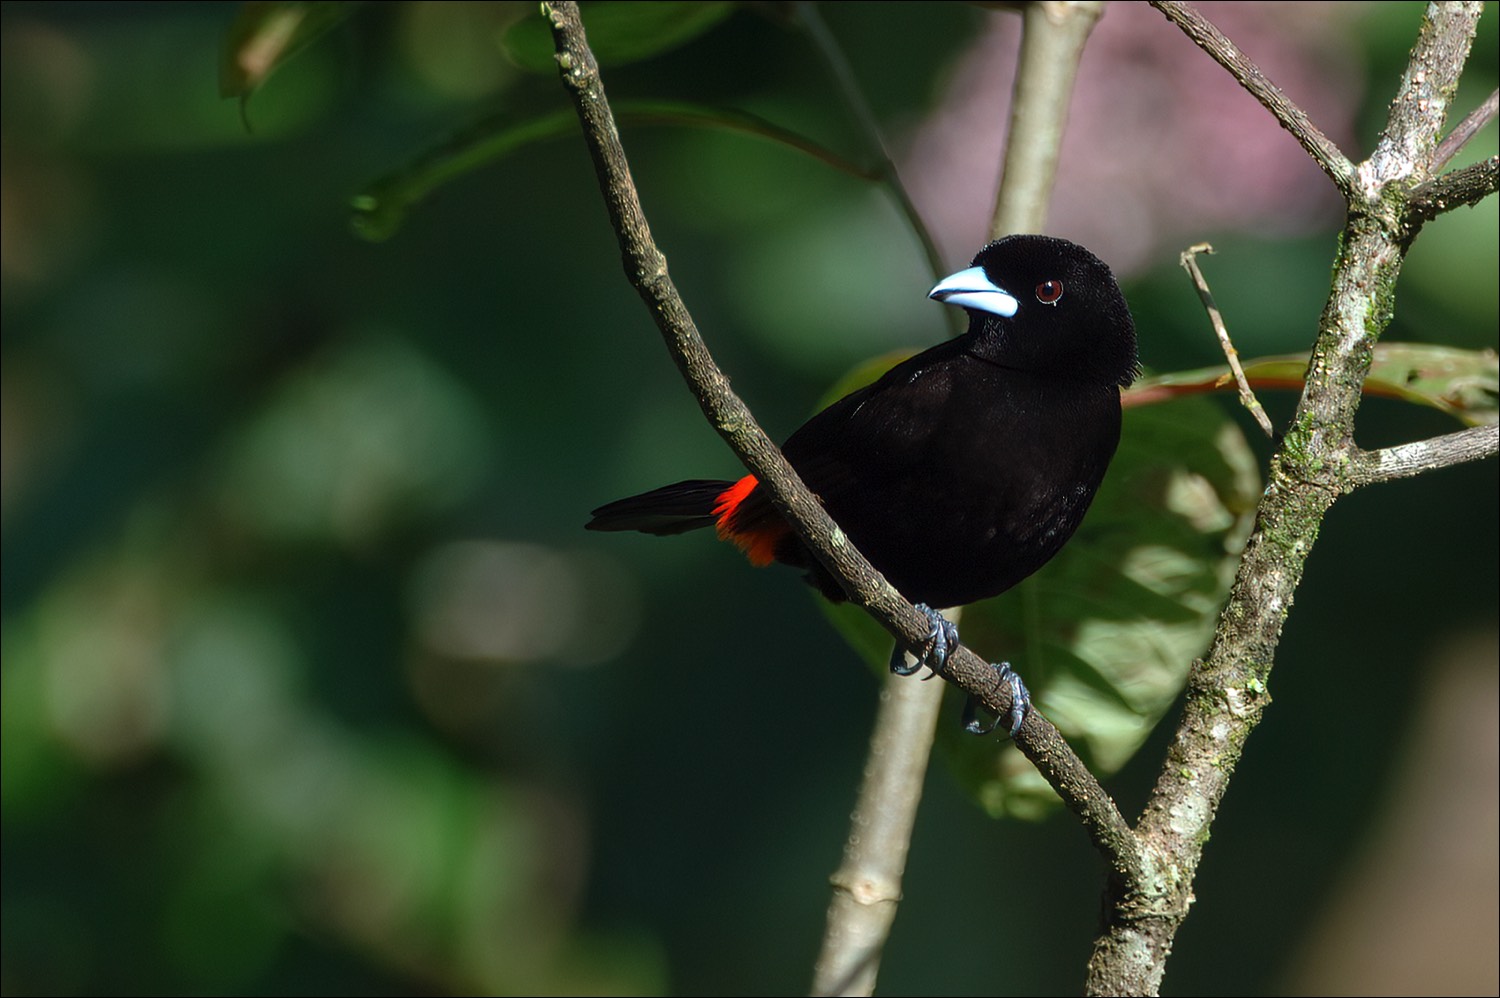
[
  {"x1": 219, "y1": 2, "x2": 358, "y2": 100},
  {"x1": 1127, "y1": 343, "x2": 1499, "y2": 426},
  {"x1": 822, "y1": 365, "x2": 1260, "y2": 819},
  {"x1": 351, "y1": 101, "x2": 872, "y2": 242},
  {"x1": 503, "y1": 1, "x2": 736, "y2": 73}
]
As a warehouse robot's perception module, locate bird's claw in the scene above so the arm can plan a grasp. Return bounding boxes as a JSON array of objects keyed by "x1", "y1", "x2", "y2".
[
  {"x1": 890, "y1": 608, "x2": 1030, "y2": 739},
  {"x1": 961, "y1": 661, "x2": 1031, "y2": 738},
  {"x1": 890, "y1": 603, "x2": 959, "y2": 677}
]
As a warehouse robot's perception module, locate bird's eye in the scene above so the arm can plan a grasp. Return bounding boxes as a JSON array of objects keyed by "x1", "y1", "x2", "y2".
[{"x1": 1035, "y1": 280, "x2": 1064, "y2": 305}]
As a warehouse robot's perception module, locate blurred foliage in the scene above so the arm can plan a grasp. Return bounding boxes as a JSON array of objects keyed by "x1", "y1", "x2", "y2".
[
  {"x1": 351, "y1": 100, "x2": 874, "y2": 242},
  {"x1": 2, "y1": 2, "x2": 1495, "y2": 996},
  {"x1": 220, "y1": 2, "x2": 362, "y2": 101}
]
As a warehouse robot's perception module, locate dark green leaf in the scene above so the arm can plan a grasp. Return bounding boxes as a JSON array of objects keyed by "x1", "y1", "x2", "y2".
[{"x1": 503, "y1": 1, "x2": 736, "y2": 73}]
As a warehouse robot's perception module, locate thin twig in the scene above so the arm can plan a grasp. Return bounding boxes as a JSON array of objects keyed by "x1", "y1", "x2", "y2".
[
  {"x1": 811, "y1": 629, "x2": 950, "y2": 997},
  {"x1": 1433, "y1": 87, "x2": 1498, "y2": 171},
  {"x1": 1179, "y1": 243, "x2": 1276, "y2": 438},
  {"x1": 793, "y1": 2, "x2": 951, "y2": 311},
  {"x1": 1348, "y1": 425, "x2": 1499, "y2": 488},
  {"x1": 1148, "y1": 1, "x2": 1355, "y2": 196},
  {"x1": 542, "y1": 0, "x2": 1140, "y2": 873}
]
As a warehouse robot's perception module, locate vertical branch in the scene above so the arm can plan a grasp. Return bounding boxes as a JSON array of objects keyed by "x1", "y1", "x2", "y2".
[
  {"x1": 793, "y1": 5, "x2": 977, "y2": 983},
  {"x1": 811, "y1": 653, "x2": 948, "y2": 997},
  {"x1": 1363, "y1": 0, "x2": 1483, "y2": 190},
  {"x1": 991, "y1": 0, "x2": 1105, "y2": 238},
  {"x1": 1087, "y1": 5, "x2": 1491, "y2": 994}
]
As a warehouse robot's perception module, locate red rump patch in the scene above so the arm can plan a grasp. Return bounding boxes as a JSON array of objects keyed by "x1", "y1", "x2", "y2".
[{"x1": 713, "y1": 475, "x2": 787, "y2": 567}]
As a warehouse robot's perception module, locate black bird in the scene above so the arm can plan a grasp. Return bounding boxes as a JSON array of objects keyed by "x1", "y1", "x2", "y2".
[{"x1": 587, "y1": 235, "x2": 1139, "y2": 733}]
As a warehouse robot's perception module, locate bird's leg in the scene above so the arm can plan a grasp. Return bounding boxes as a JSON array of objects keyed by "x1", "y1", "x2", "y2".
[
  {"x1": 960, "y1": 661, "x2": 1031, "y2": 738},
  {"x1": 890, "y1": 606, "x2": 1031, "y2": 738},
  {"x1": 889, "y1": 603, "x2": 960, "y2": 678}
]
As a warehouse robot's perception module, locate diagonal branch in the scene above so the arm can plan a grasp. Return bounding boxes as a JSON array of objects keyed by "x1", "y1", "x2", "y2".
[
  {"x1": 1433, "y1": 87, "x2": 1498, "y2": 171},
  {"x1": 1148, "y1": 0, "x2": 1356, "y2": 195},
  {"x1": 1179, "y1": 242, "x2": 1276, "y2": 438},
  {"x1": 541, "y1": 1, "x2": 1141, "y2": 874}
]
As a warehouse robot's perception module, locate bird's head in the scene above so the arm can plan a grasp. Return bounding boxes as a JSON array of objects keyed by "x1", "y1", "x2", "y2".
[{"x1": 930, "y1": 235, "x2": 1139, "y2": 389}]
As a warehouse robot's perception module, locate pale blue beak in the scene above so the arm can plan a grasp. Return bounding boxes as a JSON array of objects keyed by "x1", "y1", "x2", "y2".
[{"x1": 928, "y1": 266, "x2": 1019, "y2": 318}]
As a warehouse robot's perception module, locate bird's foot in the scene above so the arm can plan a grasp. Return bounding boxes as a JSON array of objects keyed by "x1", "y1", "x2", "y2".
[
  {"x1": 961, "y1": 661, "x2": 1031, "y2": 738},
  {"x1": 889, "y1": 603, "x2": 959, "y2": 678}
]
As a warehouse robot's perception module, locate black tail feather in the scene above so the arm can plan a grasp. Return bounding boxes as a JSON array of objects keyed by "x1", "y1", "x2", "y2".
[{"x1": 586, "y1": 479, "x2": 734, "y2": 536}]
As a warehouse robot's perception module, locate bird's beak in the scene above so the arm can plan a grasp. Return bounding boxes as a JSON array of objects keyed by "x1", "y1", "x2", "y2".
[{"x1": 928, "y1": 266, "x2": 1019, "y2": 318}]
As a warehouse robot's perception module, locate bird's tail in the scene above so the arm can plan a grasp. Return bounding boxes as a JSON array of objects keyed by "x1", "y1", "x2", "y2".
[
  {"x1": 585, "y1": 479, "x2": 737, "y2": 536},
  {"x1": 587, "y1": 475, "x2": 790, "y2": 568}
]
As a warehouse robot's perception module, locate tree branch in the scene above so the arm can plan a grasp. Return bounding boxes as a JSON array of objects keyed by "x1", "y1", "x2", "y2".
[
  {"x1": 549, "y1": 3, "x2": 1493, "y2": 994},
  {"x1": 812, "y1": 657, "x2": 946, "y2": 997},
  {"x1": 1365, "y1": 1, "x2": 1486, "y2": 193},
  {"x1": 1087, "y1": 4, "x2": 1492, "y2": 995},
  {"x1": 990, "y1": 0, "x2": 1105, "y2": 239},
  {"x1": 1408, "y1": 155, "x2": 1499, "y2": 225},
  {"x1": 795, "y1": 10, "x2": 956, "y2": 978},
  {"x1": 1433, "y1": 87, "x2": 1498, "y2": 171},
  {"x1": 1348, "y1": 425, "x2": 1500, "y2": 487},
  {"x1": 1147, "y1": 0, "x2": 1356, "y2": 196},
  {"x1": 541, "y1": 0, "x2": 1140, "y2": 874}
]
